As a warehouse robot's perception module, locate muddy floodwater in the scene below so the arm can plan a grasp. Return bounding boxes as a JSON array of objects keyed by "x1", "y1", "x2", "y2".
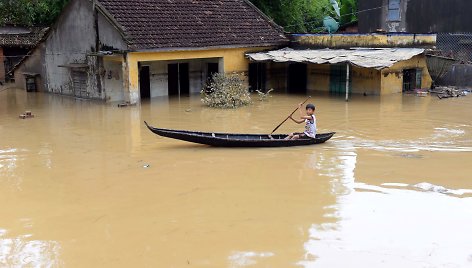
[{"x1": 1, "y1": 88, "x2": 472, "y2": 267}]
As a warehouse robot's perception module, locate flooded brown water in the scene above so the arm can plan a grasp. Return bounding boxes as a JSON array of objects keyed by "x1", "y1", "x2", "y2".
[{"x1": 1, "y1": 88, "x2": 472, "y2": 267}]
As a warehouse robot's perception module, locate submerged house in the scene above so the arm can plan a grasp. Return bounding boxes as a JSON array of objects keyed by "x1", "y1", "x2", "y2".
[
  {"x1": 247, "y1": 34, "x2": 435, "y2": 96},
  {"x1": 13, "y1": 0, "x2": 287, "y2": 102},
  {"x1": 0, "y1": 26, "x2": 48, "y2": 84}
]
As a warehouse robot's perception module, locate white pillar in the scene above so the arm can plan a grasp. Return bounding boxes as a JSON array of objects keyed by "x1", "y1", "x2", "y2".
[{"x1": 345, "y1": 63, "x2": 350, "y2": 102}]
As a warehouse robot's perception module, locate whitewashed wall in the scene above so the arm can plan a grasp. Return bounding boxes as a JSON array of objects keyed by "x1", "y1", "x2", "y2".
[{"x1": 103, "y1": 60, "x2": 124, "y2": 102}]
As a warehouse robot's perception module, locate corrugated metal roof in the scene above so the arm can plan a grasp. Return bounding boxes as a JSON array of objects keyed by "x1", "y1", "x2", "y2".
[{"x1": 246, "y1": 48, "x2": 425, "y2": 69}]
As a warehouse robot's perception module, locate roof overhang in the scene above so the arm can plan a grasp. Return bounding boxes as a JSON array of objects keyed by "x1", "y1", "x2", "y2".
[{"x1": 246, "y1": 47, "x2": 426, "y2": 70}]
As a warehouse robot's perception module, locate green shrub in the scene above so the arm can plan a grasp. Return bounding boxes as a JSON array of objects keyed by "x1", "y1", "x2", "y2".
[{"x1": 201, "y1": 73, "x2": 251, "y2": 108}]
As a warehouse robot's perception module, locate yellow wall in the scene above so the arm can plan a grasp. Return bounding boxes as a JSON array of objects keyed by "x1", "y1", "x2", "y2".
[
  {"x1": 381, "y1": 55, "x2": 432, "y2": 94},
  {"x1": 308, "y1": 64, "x2": 330, "y2": 92},
  {"x1": 304, "y1": 55, "x2": 431, "y2": 95},
  {"x1": 293, "y1": 34, "x2": 436, "y2": 49},
  {"x1": 306, "y1": 64, "x2": 381, "y2": 95},
  {"x1": 352, "y1": 66, "x2": 381, "y2": 95},
  {"x1": 124, "y1": 47, "x2": 271, "y2": 103}
]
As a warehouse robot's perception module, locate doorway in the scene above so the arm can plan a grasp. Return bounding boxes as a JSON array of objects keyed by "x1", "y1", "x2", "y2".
[
  {"x1": 248, "y1": 63, "x2": 266, "y2": 92},
  {"x1": 288, "y1": 63, "x2": 307, "y2": 93},
  {"x1": 330, "y1": 64, "x2": 352, "y2": 95},
  {"x1": 207, "y1": 63, "x2": 219, "y2": 80},
  {"x1": 139, "y1": 66, "x2": 151, "y2": 99},
  {"x1": 403, "y1": 68, "x2": 422, "y2": 92},
  {"x1": 168, "y1": 63, "x2": 189, "y2": 96}
]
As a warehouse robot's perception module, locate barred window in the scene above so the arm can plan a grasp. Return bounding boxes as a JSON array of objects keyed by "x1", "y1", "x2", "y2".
[{"x1": 387, "y1": 0, "x2": 401, "y2": 21}]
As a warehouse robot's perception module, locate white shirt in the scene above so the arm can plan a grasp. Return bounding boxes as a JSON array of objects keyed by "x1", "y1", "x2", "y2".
[{"x1": 304, "y1": 115, "x2": 317, "y2": 138}]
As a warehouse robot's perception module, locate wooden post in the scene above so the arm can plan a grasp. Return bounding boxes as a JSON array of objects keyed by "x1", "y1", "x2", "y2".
[{"x1": 345, "y1": 63, "x2": 350, "y2": 102}]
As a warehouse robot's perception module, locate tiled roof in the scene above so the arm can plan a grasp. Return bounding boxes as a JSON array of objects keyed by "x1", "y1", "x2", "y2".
[
  {"x1": 97, "y1": 0, "x2": 288, "y2": 50},
  {"x1": 0, "y1": 27, "x2": 49, "y2": 47}
]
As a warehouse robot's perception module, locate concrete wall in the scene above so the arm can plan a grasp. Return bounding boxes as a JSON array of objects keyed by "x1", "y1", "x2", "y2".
[
  {"x1": 103, "y1": 57, "x2": 124, "y2": 102},
  {"x1": 291, "y1": 33, "x2": 436, "y2": 49},
  {"x1": 43, "y1": 0, "x2": 97, "y2": 96},
  {"x1": 380, "y1": 55, "x2": 432, "y2": 94},
  {"x1": 97, "y1": 13, "x2": 127, "y2": 51},
  {"x1": 13, "y1": 44, "x2": 47, "y2": 91},
  {"x1": 14, "y1": 0, "x2": 127, "y2": 100},
  {"x1": 358, "y1": 0, "x2": 408, "y2": 33},
  {"x1": 359, "y1": 0, "x2": 472, "y2": 34}
]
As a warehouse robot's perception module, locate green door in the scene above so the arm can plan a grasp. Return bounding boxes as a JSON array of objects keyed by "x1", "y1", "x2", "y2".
[{"x1": 330, "y1": 64, "x2": 352, "y2": 95}]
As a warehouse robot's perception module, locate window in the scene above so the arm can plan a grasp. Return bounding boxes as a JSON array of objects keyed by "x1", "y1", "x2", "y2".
[{"x1": 387, "y1": 0, "x2": 401, "y2": 21}]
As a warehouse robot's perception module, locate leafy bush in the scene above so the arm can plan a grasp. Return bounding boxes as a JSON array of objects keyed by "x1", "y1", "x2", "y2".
[{"x1": 201, "y1": 73, "x2": 251, "y2": 108}]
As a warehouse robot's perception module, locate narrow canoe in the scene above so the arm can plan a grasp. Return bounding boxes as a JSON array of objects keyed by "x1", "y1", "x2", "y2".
[{"x1": 144, "y1": 121, "x2": 335, "y2": 147}]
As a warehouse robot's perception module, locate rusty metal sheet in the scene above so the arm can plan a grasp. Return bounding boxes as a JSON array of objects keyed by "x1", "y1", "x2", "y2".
[{"x1": 246, "y1": 48, "x2": 425, "y2": 69}]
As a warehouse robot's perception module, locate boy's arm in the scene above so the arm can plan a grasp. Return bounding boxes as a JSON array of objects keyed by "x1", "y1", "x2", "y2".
[{"x1": 290, "y1": 115, "x2": 305, "y2": 124}]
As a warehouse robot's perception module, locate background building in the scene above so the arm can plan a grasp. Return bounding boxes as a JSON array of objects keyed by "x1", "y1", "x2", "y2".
[
  {"x1": 358, "y1": 0, "x2": 472, "y2": 87},
  {"x1": 0, "y1": 27, "x2": 47, "y2": 84}
]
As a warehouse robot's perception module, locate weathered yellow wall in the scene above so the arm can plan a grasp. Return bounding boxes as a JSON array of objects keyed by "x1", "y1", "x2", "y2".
[
  {"x1": 124, "y1": 47, "x2": 270, "y2": 102},
  {"x1": 352, "y1": 66, "x2": 381, "y2": 95},
  {"x1": 308, "y1": 64, "x2": 330, "y2": 92},
  {"x1": 293, "y1": 33, "x2": 436, "y2": 48},
  {"x1": 380, "y1": 55, "x2": 432, "y2": 94},
  {"x1": 306, "y1": 64, "x2": 381, "y2": 95},
  {"x1": 266, "y1": 56, "x2": 430, "y2": 96}
]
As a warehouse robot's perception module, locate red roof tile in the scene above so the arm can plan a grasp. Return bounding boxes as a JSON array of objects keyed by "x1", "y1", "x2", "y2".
[{"x1": 97, "y1": 0, "x2": 287, "y2": 50}]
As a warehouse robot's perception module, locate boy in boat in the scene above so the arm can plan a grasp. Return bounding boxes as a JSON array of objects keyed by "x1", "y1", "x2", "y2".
[{"x1": 285, "y1": 103, "x2": 317, "y2": 140}]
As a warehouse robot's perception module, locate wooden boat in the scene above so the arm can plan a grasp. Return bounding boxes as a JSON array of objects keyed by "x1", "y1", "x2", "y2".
[{"x1": 144, "y1": 121, "x2": 335, "y2": 147}]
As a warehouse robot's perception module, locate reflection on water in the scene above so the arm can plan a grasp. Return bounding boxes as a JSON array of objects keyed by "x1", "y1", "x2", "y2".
[
  {"x1": 228, "y1": 251, "x2": 274, "y2": 267},
  {"x1": 0, "y1": 88, "x2": 471, "y2": 267},
  {"x1": 0, "y1": 229, "x2": 62, "y2": 267},
  {"x1": 300, "y1": 184, "x2": 472, "y2": 267}
]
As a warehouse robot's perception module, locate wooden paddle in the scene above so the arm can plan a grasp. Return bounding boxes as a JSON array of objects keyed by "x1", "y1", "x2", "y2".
[{"x1": 270, "y1": 96, "x2": 311, "y2": 135}]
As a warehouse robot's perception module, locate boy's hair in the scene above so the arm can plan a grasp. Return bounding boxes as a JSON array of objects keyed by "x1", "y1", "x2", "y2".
[{"x1": 306, "y1": 104, "x2": 316, "y2": 110}]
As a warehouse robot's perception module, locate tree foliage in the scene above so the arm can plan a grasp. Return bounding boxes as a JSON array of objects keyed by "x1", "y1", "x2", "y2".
[
  {"x1": 0, "y1": 0, "x2": 69, "y2": 26},
  {"x1": 250, "y1": 0, "x2": 357, "y2": 33},
  {"x1": 0, "y1": 0, "x2": 357, "y2": 32},
  {"x1": 339, "y1": 0, "x2": 358, "y2": 25}
]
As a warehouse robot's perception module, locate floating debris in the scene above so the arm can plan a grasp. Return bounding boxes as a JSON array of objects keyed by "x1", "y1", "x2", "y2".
[
  {"x1": 414, "y1": 182, "x2": 449, "y2": 194},
  {"x1": 397, "y1": 153, "x2": 424, "y2": 159},
  {"x1": 185, "y1": 109, "x2": 192, "y2": 112},
  {"x1": 416, "y1": 91, "x2": 428, "y2": 97},
  {"x1": 19, "y1": 111, "x2": 34, "y2": 119},
  {"x1": 430, "y1": 86, "x2": 469, "y2": 99},
  {"x1": 117, "y1": 101, "x2": 136, "y2": 107}
]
